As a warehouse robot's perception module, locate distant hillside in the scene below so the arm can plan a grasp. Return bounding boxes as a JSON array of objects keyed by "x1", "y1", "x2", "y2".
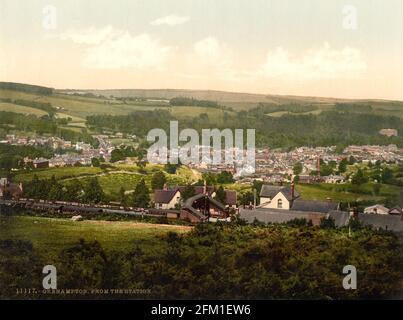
[
  {"x1": 1, "y1": 82, "x2": 402, "y2": 117},
  {"x1": 63, "y1": 88, "x2": 347, "y2": 104},
  {"x1": 59, "y1": 88, "x2": 403, "y2": 112},
  {"x1": 0, "y1": 82, "x2": 54, "y2": 95}
]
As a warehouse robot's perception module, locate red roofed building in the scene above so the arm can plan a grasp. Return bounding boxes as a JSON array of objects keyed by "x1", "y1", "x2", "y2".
[{"x1": 154, "y1": 185, "x2": 237, "y2": 209}]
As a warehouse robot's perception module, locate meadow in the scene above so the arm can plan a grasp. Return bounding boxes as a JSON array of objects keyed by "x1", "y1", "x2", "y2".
[
  {"x1": 0, "y1": 215, "x2": 191, "y2": 261},
  {"x1": 0, "y1": 102, "x2": 48, "y2": 117},
  {"x1": 13, "y1": 164, "x2": 199, "y2": 200}
]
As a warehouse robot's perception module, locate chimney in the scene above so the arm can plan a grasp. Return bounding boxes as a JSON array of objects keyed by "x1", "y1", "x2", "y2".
[
  {"x1": 163, "y1": 183, "x2": 167, "y2": 190},
  {"x1": 203, "y1": 180, "x2": 207, "y2": 195},
  {"x1": 291, "y1": 181, "x2": 295, "y2": 199},
  {"x1": 353, "y1": 206, "x2": 359, "y2": 218}
]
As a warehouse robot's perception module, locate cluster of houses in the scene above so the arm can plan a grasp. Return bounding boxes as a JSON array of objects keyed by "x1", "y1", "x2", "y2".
[
  {"x1": 151, "y1": 182, "x2": 403, "y2": 228},
  {"x1": 1, "y1": 173, "x2": 402, "y2": 230},
  {"x1": 239, "y1": 183, "x2": 403, "y2": 231},
  {"x1": 0, "y1": 134, "x2": 73, "y2": 149},
  {"x1": 343, "y1": 144, "x2": 400, "y2": 162},
  {"x1": 1, "y1": 133, "x2": 116, "y2": 169}
]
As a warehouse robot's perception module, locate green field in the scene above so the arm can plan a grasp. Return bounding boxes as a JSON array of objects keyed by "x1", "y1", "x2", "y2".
[
  {"x1": 296, "y1": 183, "x2": 400, "y2": 202},
  {"x1": 0, "y1": 216, "x2": 191, "y2": 260},
  {"x1": 13, "y1": 164, "x2": 198, "y2": 200},
  {"x1": 13, "y1": 167, "x2": 104, "y2": 183},
  {"x1": 0, "y1": 102, "x2": 48, "y2": 116},
  {"x1": 223, "y1": 181, "x2": 402, "y2": 204}
]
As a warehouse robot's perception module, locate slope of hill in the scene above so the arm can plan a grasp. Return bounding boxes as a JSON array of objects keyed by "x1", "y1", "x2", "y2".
[{"x1": 60, "y1": 87, "x2": 403, "y2": 116}]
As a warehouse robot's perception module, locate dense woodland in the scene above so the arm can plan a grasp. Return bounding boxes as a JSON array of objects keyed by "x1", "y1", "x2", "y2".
[
  {"x1": 1, "y1": 222, "x2": 402, "y2": 299},
  {"x1": 87, "y1": 107, "x2": 403, "y2": 148}
]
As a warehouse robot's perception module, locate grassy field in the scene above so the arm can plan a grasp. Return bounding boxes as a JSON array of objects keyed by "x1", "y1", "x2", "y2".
[
  {"x1": 13, "y1": 167, "x2": 104, "y2": 183},
  {"x1": 222, "y1": 180, "x2": 401, "y2": 204},
  {"x1": 13, "y1": 164, "x2": 198, "y2": 200},
  {"x1": 0, "y1": 102, "x2": 48, "y2": 116},
  {"x1": 296, "y1": 182, "x2": 401, "y2": 202},
  {"x1": 0, "y1": 216, "x2": 191, "y2": 261}
]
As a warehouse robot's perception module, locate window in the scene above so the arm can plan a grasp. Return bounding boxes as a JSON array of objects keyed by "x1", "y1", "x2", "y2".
[{"x1": 277, "y1": 198, "x2": 282, "y2": 209}]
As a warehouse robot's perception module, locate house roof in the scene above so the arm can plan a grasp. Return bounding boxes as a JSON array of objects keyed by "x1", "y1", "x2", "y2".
[
  {"x1": 364, "y1": 204, "x2": 389, "y2": 212},
  {"x1": 225, "y1": 190, "x2": 237, "y2": 206},
  {"x1": 259, "y1": 185, "x2": 300, "y2": 201},
  {"x1": 33, "y1": 158, "x2": 49, "y2": 164},
  {"x1": 0, "y1": 182, "x2": 23, "y2": 197},
  {"x1": 183, "y1": 193, "x2": 226, "y2": 211},
  {"x1": 154, "y1": 189, "x2": 179, "y2": 204},
  {"x1": 358, "y1": 213, "x2": 403, "y2": 232},
  {"x1": 389, "y1": 207, "x2": 403, "y2": 215},
  {"x1": 177, "y1": 185, "x2": 215, "y2": 196},
  {"x1": 239, "y1": 207, "x2": 349, "y2": 227},
  {"x1": 259, "y1": 185, "x2": 282, "y2": 198},
  {"x1": 291, "y1": 199, "x2": 338, "y2": 213}
]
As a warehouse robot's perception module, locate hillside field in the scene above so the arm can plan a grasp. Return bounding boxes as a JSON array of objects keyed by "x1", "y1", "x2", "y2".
[{"x1": 0, "y1": 216, "x2": 191, "y2": 261}]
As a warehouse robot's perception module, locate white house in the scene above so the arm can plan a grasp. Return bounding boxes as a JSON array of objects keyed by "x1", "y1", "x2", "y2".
[
  {"x1": 259, "y1": 184, "x2": 300, "y2": 210},
  {"x1": 258, "y1": 184, "x2": 339, "y2": 213},
  {"x1": 154, "y1": 189, "x2": 181, "y2": 209},
  {"x1": 364, "y1": 204, "x2": 390, "y2": 215}
]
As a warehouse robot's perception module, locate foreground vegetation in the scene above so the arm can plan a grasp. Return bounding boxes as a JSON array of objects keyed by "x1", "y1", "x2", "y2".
[{"x1": 0, "y1": 215, "x2": 402, "y2": 299}]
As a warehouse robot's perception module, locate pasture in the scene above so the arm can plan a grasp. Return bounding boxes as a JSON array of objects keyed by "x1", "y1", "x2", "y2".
[{"x1": 0, "y1": 215, "x2": 191, "y2": 260}]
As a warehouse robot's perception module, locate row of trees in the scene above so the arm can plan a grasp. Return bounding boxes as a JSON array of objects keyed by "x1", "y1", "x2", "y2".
[{"x1": 23, "y1": 174, "x2": 152, "y2": 208}]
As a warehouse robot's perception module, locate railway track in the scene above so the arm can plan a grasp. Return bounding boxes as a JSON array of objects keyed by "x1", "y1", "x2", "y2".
[{"x1": 0, "y1": 198, "x2": 167, "y2": 218}]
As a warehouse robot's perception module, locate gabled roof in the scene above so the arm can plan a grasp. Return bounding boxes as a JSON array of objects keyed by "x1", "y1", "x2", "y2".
[
  {"x1": 183, "y1": 193, "x2": 226, "y2": 211},
  {"x1": 389, "y1": 207, "x2": 403, "y2": 215},
  {"x1": 182, "y1": 194, "x2": 226, "y2": 220},
  {"x1": 259, "y1": 185, "x2": 300, "y2": 201},
  {"x1": 364, "y1": 204, "x2": 389, "y2": 212},
  {"x1": 177, "y1": 185, "x2": 215, "y2": 196},
  {"x1": 239, "y1": 207, "x2": 349, "y2": 227},
  {"x1": 225, "y1": 190, "x2": 237, "y2": 206},
  {"x1": 154, "y1": 189, "x2": 180, "y2": 204},
  {"x1": 291, "y1": 199, "x2": 338, "y2": 213},
  {"x1": 259, "y1": 185, "x2": 282, "y2": 198}
]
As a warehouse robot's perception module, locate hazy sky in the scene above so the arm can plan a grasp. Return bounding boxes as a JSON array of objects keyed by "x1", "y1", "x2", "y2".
[{"x1": 1, "y1": 0, "x2": 403, "y2": 100}]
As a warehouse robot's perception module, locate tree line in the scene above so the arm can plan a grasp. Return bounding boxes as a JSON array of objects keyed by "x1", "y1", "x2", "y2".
[{"x1": 85, "y1": 108, "x2": 403, "y2": 148}]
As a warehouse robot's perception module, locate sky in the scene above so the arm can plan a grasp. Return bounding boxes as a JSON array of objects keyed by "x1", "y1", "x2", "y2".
[{"x1": 1, "y1": 0, "x2": 403, "y2": 100}]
